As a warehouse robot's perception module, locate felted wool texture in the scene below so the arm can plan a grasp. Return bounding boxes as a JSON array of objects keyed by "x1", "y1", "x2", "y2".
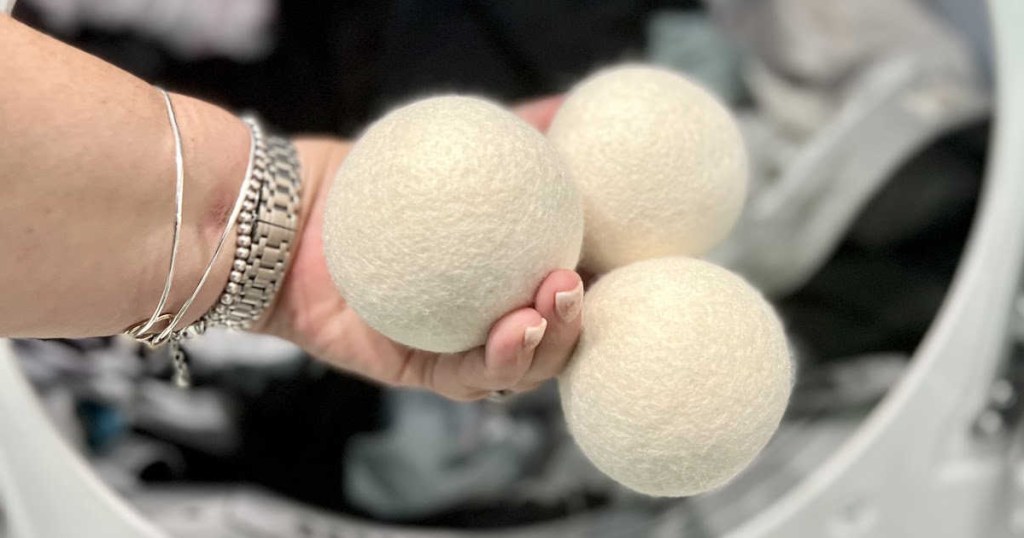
[
  {"x1": 559, "y1": 257, "x2": 791, "y2": 497},
  {"x1": 323, "y1": 96, "x2": 584, "y2": 353},
  {"x1": 548, "y1": 65, "x2": 748, "y2": 273}
]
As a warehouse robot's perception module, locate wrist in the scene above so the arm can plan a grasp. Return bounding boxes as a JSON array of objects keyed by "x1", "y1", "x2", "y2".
[{"x1": 134, "y1": 94, "x2": 251, "y2": 329}]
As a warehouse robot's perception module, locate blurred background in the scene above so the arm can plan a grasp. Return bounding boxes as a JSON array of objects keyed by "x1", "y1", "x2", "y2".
[{"x1": 3, "y1": 0, "x2": 1006, "y2": 536}]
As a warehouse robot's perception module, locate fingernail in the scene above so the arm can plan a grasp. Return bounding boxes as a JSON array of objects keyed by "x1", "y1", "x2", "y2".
[
  {"x1": 523, "y1": 319, "x2": 548, "y2": 351},
  {"x1": 555, "y1": 281, "x2": 584, "y2": 323}
]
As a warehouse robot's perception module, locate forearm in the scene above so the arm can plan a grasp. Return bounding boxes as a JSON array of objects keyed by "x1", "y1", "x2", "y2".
[{"x1": 0, "y1": 16, "x2": 250, "y2": 337}]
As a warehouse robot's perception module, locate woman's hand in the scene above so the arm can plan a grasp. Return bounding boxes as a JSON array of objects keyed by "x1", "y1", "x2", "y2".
[{"x1": 256, "y1": 97, "x2": 584, "y2": 401}]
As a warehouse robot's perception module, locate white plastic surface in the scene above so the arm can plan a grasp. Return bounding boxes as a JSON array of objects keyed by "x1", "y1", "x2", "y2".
[
  {"x1": 0, "y1": 342, "x2": 166, "y2": 538},
  {"x1": 730, "y1": 1, "x2": 1024, "y2": 536}
]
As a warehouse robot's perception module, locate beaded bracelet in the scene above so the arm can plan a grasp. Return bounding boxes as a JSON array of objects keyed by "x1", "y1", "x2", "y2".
[{"x1": 201, "y1": 116, "x2": 302, "y2": 331}]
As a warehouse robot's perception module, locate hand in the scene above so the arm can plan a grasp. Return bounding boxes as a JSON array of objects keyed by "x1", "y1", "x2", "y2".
[{"x1": 256, "y1": 97, "x2": 584, "y2": 401}]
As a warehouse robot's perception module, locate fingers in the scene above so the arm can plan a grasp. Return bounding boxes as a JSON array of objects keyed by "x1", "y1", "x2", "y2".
[
  {"x1": 396, "y1": 270, "x2": 584, "y2": 402},
  {"x1": 427, "y1": 307, "x2": 548, "y2": 401},
  {"x1": 515, "y1": 269, "x2": 583, "y2": 390},
  {"x1": 513, "y1": 95, "x2": 565, "y2": 133}
]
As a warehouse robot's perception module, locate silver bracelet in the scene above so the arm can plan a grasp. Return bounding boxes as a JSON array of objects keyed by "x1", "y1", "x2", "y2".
[
  {"x1": 201, "y1": 116, "x2": 302, "y2": 331},
  {"x1": 126, "y1": 113, "x2": 301, "y2": 387},
  {"x1": 126, "y1": 88, "x2": 184, "y2": 339},
  {"x1": 151, "y1": 123, "x2": 257, "y2": 346}
]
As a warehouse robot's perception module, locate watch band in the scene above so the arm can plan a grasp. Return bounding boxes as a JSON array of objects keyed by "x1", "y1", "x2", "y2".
[{"x1": 204, "y1": 116, "x2": 301, "y2": 330}]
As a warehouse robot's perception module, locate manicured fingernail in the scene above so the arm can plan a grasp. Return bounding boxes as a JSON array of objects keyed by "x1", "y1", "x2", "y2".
[
  {"x1": 555, "y1": 281, "x2": 584, "y2": 323},
  {"x1": 523, "y1": 319, "x2": 547, "y2": 351}
]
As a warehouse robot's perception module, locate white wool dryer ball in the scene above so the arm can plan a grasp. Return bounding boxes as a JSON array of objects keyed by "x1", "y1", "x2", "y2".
[
  {"x1": 323, "y1": 96, "x2": 584, "y2": 353},
  {"x1": 548, "y1": 65, "x2": 748, "y2": 273},
  {"x1": 559, "y1": 257, "x2": 791, "y2": 497}
]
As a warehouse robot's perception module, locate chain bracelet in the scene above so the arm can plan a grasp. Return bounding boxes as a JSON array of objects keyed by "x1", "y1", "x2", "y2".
[{"x1": 169, "y1": 341, "x2": 191, "y2": 388}]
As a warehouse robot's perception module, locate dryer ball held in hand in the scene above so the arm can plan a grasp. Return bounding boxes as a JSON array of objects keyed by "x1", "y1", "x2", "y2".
[
  {"x1": 559, "y1": 257, "x2": 791, "y2": 497},
  {"x1": 323, "y1": 96, "x2": 584, "y2": 353},
  {"x1": 548, "y1": 65, "x2": 749, "y2": 273}
]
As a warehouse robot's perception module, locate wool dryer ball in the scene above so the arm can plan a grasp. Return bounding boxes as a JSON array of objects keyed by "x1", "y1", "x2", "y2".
[
  {"x1": 323, "y1": 96, "x2": 584, "y2": 353},
  {"x1": 548, "y1": 65, "x2": 749, "y2": 273},
  {"x1": 560, "y1": 257, "x2": 792, "y2": 497}
]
